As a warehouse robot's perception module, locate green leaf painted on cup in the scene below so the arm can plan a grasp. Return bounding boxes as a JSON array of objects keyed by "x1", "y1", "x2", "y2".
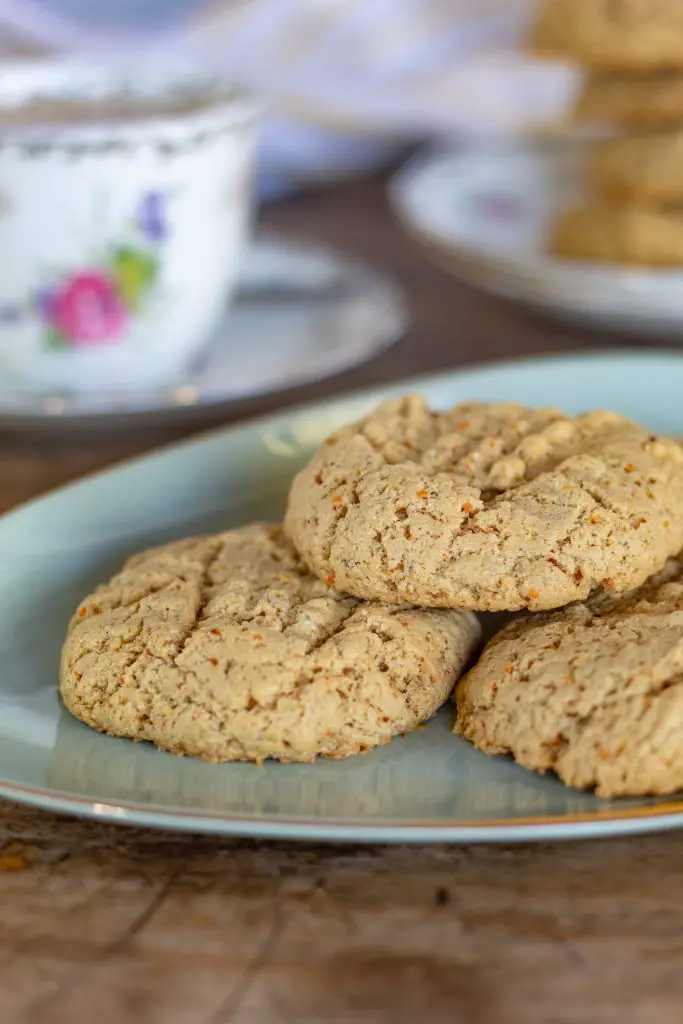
[
  {"x1": 110, "y1": 247, "x2": 158, "y2": 311},
  {"x1": 45, "y1": 326, "x2": 68, "y2": 350}
]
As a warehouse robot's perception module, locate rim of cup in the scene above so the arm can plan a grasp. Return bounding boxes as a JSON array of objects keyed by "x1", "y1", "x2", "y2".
[{"x1": 0, "y1": 58, "x2": 259, "y2": 142}]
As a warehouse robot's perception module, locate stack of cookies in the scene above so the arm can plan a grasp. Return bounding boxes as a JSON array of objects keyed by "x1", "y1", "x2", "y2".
[
  {"x1": 529, "y1": 0, "x2": 683, "y2": 266},
  {"x1": 61, "y1": 396, "x2": 683, "y2": 798}
]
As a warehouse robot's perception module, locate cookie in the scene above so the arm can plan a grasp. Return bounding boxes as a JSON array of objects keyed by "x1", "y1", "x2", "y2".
[
  {"x1": 60, "y1": 524, "x2": 480, "y2": 763},
  {"x1": 455, "y1": 558, "x2": 683, "y2": 798},
  {"x1": 529, "y1": 0, "x2": 683, "y2": 72},
  {"x1": 285, "y1": 397, "x2": 683, "y2": 613},
  {"x1": 592, "y1": 130, "x2": 683, "y2": 205},
  {"x1": 575, "y1": 72, "x2": 683, "y2": 128},
  {"x1": 550, "y1": 202, "x2": 683, "y2": 265}
]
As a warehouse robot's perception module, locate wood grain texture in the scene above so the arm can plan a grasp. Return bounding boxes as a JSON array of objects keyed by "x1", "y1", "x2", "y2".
[
  {"x1": 3, "y1": 802, "x2": 683, "y2": 1024},
  {"x1": 0, "y1": 175, "x2": 676, "y2": 1024}
]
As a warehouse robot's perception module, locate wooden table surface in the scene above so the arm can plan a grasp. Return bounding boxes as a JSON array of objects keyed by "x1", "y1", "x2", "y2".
[{"x1": 1, "y1": 177, "x2": 680, "y2": 1024}]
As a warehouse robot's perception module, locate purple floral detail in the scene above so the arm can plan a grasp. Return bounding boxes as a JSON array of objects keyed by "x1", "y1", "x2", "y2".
[
  {"x1": 472, "y1": 193, "x2": 521, "y2": 223},
  {"x1": 35, "y1": 286, "x2": 57, "y2": 321},
  {"x1": 136, "y1": 191, "x2": 167, "y2": 243},
  {"x1": 0, "y1": 303, "x2": 24, "y2": 325}
]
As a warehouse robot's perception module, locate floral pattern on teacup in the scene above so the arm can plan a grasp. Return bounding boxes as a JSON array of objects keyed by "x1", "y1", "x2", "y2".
[
  {"x1": 471, "y1": 192, "x2": 522, "y2": 223},
  {"x1": 33, "y1": 190, "x2": 168, "y2": 350},
  {"x1": 38, "y1": 273, "x2": 128, "y2": 347}
]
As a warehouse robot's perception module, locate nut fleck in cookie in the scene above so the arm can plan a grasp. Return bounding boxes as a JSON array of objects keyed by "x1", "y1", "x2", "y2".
[
  {"x1": 455, "y1": 559, "x2": 683, "y2": 798},
  {"x1": 285, "y1": 397, "x2": 683, "y2": 613},
  {"x1": 592, "y1": 130, "x2": 683, "y2": 205},
  {"x1": 60, "y1": 524, "x2": 480, "y2": 763},
  {"x1": 550, "y1": 202, "x2": 683, "y2": 266},
  {"x1": 529, "y1": 0, "x2": 683, "y2": 72},
  {"x1": 575, "y1": 72, "x2": 683, "y2": 128}
]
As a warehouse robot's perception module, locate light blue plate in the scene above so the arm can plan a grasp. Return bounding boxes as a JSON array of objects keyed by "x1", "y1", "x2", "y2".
[{"x1": 4, "y1": 351, "x2": 683, "y2": 844}]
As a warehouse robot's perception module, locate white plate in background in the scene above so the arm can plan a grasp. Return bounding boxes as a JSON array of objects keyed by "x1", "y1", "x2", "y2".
[{"x1": 391, "y1": 143, "x2": 683, "y2": 339}]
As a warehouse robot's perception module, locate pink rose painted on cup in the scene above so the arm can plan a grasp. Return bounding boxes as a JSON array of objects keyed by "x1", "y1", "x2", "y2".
[
  {"x1": 46, "y1": 272, "x2": 128, "y2": 347},
  {"x1": 27, "y1": 190, "x2": 165, "y2": 351}
]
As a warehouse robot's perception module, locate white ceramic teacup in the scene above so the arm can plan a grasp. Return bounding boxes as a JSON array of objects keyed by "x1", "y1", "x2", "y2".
[{"x1": 0, "y1": 60, "x2": 258, "y2": 394}]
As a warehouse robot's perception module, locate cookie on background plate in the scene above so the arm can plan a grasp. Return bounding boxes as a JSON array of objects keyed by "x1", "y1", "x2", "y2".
[
  {"x1": 550, "y1": 202, "x2": 683, "y2": 266},
  {"x1": 60, "y1": 524, "x2": 480, "y2": 763},
  {"x1": 529, "y1": 0, "x2": 683, "y2": 72},
  {"x1": 592, "y1": 130, "x2": 683, "y2": 206},
  {"x1": 285, "y1": 396, "x2": 683, "y2": 613},
  {"x1": 575, "y1": 72, "x2": 683, "y2": 128},
  {"x1": 455, "y1": 558, "x2": 683, "y2": 798}
]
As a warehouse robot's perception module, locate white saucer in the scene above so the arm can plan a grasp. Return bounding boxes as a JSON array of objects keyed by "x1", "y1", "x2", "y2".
[
  {"x1": 390, "y1": 143, "x2": 683, "y2": 339},
  {"x1": 0, "y1": 235, "x2": 407, "y2": 431}
]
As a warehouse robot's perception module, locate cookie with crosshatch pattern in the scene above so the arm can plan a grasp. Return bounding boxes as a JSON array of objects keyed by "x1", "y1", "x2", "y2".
[
  {"x1": 550, "y1": 202, "x2": 683, "y2": 266},
  {"x1": 575, "y1": 72, "x2": 683, "y2": 128},
  {"x1": 285, "y1": 396, "x2": 683, "y2": 612},
  {"x1": 60, "y1": 523, "x2": 480, "y2": 763},
  {"x1": 529, "y1": 0, "x2": 683, "y2": 72},
  {"x1": 455, "y1": 557, "x2": 683, "y2": 798},
  {"x1": 592, "y1": 130, "x2": 683, "y2": 206}
]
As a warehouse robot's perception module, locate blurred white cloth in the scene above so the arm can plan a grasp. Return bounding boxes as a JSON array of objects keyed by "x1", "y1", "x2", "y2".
[{"x1": 0, "y1": 0, "x2": 578, "y2": 195}]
